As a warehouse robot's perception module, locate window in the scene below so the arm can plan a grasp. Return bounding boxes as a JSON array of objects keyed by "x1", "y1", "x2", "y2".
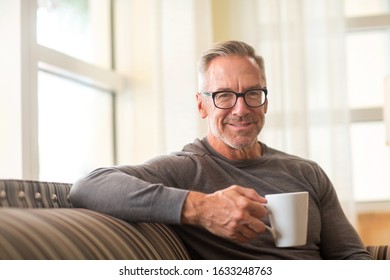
[
  {"x1": 0, "y1": 0, "x2": 126, "y2": 182},
  {"x1": 38, "y1": 71, "x2": 114, "y2": 182},
  {"x1": 36, "y1": 0, "x2": 121, "y2": 183},
  {"x1": 345, "y1": 0, "x2": 390, "y2": 17},
  {"x1": 35, "y1": 0, "x2": 119, "y2": 183},
  {"x1": 345, "y1": 0, "x2": 390, "y2": 202},
  {"x1": 346, "y1": 30, "x2": 390, "y2": 109},
  {"x1": 37, "y1": 0, "x2": 111, "y2": 68},
  {"x1": 350, "y1": 122, "x2": 390, "y2": 201}
]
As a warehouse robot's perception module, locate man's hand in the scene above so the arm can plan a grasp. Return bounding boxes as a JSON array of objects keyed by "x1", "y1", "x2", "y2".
[{"x1": 181, "y1": 185, "x2": 268, "y2": 243}]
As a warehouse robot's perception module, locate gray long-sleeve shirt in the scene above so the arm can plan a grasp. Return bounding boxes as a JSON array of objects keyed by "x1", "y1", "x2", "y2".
[{"x1": 69, "y1": 138, "x2": 372, "y2": 259}]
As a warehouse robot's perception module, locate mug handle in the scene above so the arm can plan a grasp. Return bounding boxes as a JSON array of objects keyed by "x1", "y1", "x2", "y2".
[
  {"x1": 262, "y1": 203, "x2": 277, "y2": 240},
  {"x1": 265, "y1": 225, "x2": 277, "y2": 240}
]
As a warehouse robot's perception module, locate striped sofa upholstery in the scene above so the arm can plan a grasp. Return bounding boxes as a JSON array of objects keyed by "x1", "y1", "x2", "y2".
[
  {"x1": 0, "y1": 180, "x2": 388, "y2": 260},
  {"x1": 0, "y1": 179, "x2": 190, "y2": 260}
]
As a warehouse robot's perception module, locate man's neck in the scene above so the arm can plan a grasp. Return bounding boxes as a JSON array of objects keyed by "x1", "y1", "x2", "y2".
[{"x1": 207, "y1": 135, "x2": 262, "y2": 161}]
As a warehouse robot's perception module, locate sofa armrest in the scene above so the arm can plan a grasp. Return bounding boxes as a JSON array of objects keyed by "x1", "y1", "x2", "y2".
[
  {"x1": 366, "y1": 245, "x2": 390, "y2": 260},
  {"x1": 0, "y1": 180, "x2": 72, "y2": 208},
  {"x1": 0, "y1": 208, "x2": 190, "y2": 260}
]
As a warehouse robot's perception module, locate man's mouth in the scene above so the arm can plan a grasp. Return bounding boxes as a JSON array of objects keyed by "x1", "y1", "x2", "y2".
[
  {"x1": 228, "y1": 122, "x2": 253, "y2": 128},
  {"x1": 224, "y1": 116, "x2": 258, "y2": 129}
]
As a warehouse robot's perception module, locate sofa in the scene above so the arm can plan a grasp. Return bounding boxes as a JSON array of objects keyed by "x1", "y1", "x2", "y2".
[{"x1": 0, "y1": 179, "x2": 388, "y2": 260}]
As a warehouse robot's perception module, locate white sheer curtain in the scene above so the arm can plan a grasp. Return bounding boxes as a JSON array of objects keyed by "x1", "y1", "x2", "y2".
[
  {"x1": 115, "y1": 0, "x2": 212, "y2": 163},
  {"x1": 158, "y1": 0, "x2": 212, "y2": 153},
  {"x1": 254, "y1": 0, "x2": 356, "y2": 222}
]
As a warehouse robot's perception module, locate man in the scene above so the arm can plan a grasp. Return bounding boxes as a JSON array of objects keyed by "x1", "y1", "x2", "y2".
[{"x1": 70, "y1": 40, "x2": 372, "y2": 259}]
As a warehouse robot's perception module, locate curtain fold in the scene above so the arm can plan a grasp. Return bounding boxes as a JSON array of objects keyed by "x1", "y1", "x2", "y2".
[{"x1": 255, "y1": 0, "x2": 356, "y2": 222}]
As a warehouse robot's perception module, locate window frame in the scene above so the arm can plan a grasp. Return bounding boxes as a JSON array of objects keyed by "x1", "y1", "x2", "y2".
[
  {"x1": 345, "y1": 12, "x2": 390, "y2": 211},
  {"x1": 22, "y1": 0, "x2": 126, "y2": 179},
  {"x1": 346, "y1": 14, "x2": 390, "y2": 123}
]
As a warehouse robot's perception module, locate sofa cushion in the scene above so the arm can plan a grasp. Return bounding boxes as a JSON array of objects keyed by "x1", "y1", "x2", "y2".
[
  {"x1": 0, "y1": 208, "x2": 190, "y2": 260},
  {"x1": 0, "y1": 180, "x2": 72, "y2": 208}
]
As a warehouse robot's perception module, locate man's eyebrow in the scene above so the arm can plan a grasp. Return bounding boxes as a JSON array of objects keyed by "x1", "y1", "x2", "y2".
[{"x1": 213, "y1": 85, "x2": 263, "y2": 92}]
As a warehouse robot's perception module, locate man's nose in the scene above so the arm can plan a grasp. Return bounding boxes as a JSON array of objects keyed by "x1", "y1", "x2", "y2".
[{"x1": 231, "y1": 96, "x2": 250, "y2": 114}]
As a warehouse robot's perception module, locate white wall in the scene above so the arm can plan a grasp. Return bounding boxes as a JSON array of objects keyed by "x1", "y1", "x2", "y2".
[
  {"x1": 0, "y1": 0, "x2": 23, "y2": 178},
  {"x1": 0, "y1": 0, "x2": 38, "y2": 179}
]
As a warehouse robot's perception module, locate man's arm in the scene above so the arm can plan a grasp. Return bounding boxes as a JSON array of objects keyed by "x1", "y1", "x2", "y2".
[
  {"x1": 312, "y1": 165, "x2": 373, "y2": 260},
  {"x1": 70, "y1": 165, "x2": 270, "y2": 244},
  {"x1": 69, "y1": 166, "x2": 189, "y2": 224}
]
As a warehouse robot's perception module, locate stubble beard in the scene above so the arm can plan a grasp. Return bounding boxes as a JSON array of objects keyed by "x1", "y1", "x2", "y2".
[{"x1": 211, "y1": 117, "x2": 264, "y2": 150}]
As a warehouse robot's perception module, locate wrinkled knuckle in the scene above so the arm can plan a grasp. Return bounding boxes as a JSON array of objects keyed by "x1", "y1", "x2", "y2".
[
  {"x1": 248, "y1": 188, "x2": 258, "y2": 196},
  {"x1": 228, "y1": 218, "x2": 241, "y2": 229},
  {"x1": 231, "y1": 209, "x2": 246, "y2": 221},
  {"x1": 236, "y1": 197, "x2": 250, "y2": 209},
  {"x1": 214, "y1": 189, "x2": 224, "y2": 196},
  {"x1": 229, "y1": 184, "x2": 241, "y2": 191}
]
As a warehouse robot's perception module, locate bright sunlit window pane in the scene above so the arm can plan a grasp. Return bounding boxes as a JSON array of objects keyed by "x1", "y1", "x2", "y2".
[
  {"x1": 37, "y1": 0, "x2": 111, "y2": 68},
  {"x1": 344, "y1": 0, "x2": 390, "y2": 17},
  {"x1": 346, "y1": 30, "x2": 390, "y2": 109},
  {"x1": 350, "y1": 122, "x2": 390, "y2": 201},
  {"x1": 38, "y1": 71, "x2": 114, "y2": 183}
]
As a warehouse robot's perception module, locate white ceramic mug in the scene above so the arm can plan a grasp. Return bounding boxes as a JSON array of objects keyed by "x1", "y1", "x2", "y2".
[{"x1": 264, "y1": 191, "x2": 308, "y2": 247}]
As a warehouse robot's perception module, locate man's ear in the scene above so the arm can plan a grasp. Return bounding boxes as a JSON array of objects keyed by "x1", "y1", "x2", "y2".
[
  {"x1": 264, "y1": 98, "x2": 268, "y2": 114},
  {"x1": 196, "y1": 93, "x2": 208, "y2": 119}
]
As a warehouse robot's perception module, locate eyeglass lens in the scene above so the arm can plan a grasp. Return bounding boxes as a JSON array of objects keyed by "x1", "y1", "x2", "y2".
[{"x1": 214, "y1": 90, "x2": 266, "y2": 109}]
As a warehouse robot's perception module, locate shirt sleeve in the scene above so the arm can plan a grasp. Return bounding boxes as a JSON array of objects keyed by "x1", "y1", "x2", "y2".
[{"x1": 69, "y1": 156, "x2": 191, "y2": 224}]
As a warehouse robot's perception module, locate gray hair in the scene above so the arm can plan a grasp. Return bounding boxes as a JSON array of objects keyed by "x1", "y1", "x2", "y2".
[{"x1": 197, "y1": 40, "x2": 266, "y2": 90}]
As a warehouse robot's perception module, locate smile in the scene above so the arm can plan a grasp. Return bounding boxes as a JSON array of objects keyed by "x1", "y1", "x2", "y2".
[{"x1": 228, "y1": 122, "x2": 253, "y2": 127}]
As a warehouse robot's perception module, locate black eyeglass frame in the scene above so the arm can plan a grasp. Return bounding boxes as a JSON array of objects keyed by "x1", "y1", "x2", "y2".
[{"x1": 201, "y1": 88, "x2": 268, "y2": 109}]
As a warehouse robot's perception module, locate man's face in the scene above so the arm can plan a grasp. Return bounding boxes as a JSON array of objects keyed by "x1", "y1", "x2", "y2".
[{"x1": 197, "y1": 55, "x2": 268, "y2": 152}]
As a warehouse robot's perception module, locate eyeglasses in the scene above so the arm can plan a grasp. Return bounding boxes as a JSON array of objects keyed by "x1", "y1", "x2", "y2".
[{"x1": 201, "y1": 88, "x2": 267, "y2": 109}]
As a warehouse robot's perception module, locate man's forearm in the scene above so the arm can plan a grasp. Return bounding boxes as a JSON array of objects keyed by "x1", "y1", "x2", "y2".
[{"x1": 69, "y1": 167, "x2": 189, "y2": 224}]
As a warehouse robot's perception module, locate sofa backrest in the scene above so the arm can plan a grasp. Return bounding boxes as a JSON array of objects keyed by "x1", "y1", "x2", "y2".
[
  {"x1": 0, "y1": 179, "x2": 191, "y2": 260},
  {"x1": 0, "y1": 179, "x2": 72, "y2": 208}
]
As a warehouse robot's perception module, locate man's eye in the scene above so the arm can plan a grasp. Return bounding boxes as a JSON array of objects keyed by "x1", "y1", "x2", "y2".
[
  {"x1": 246, "y1": 90, "x2": 261, "y2": 97},
  {"x1": 217, "y1": 92, "x2": 234, "y2": 99}
]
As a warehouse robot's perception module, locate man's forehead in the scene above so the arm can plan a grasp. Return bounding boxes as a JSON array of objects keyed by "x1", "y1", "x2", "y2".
[
  {"x1": 208, "y1": 55, "x2": 259, "y2": 67},
  {"x1": 199, "y1": 55, "x2": 265, "y2": 90},
  {"x1": 206, "y1": 55, "x2": 263, "y2": 80}
]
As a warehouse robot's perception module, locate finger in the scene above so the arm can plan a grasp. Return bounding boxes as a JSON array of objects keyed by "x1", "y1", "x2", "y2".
[
  {"x1": 237, "y1": 220, "x2": 267, "y2": 243},
  {"x1": 232, "y1": 232, "x2": 252, "y2": 243},
  {"x1": 211, "y1": 223, "x2": 253, "y2": 243},
  {"x1": 222, "y1": 187, "x2": 268, "y2": 220},
  {"x1": 230, "y1": 185, "x2": 266, "y2": 203},
  {"x1": 247, "y1": 201, "x2": 269, "y2": 219},
  {"x1": 247, "y1": 218, "x2": 267, "y2": 234}
]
